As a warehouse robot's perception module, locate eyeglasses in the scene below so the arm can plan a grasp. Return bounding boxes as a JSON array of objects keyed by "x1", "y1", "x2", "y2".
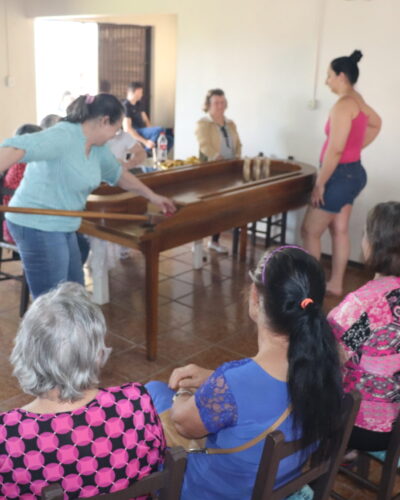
[{"x1": 220, "y1": 125, "x2": 230, "y2": 148}]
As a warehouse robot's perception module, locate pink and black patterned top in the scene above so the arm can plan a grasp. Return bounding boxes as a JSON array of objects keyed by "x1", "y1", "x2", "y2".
[
  {"x1": 0, "y1": 383, "x2": 166, "y2": 499},
  {"x1": 328, "y1": 276, "x2": 400, "y2": 432}
]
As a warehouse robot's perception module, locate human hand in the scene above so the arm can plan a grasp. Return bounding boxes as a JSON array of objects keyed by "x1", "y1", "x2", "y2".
[
  {"x1": 149, "y1": 193, "x2": 176, "y2": 215},
  {"x1": 311, "y1": 182, "x2": 325, "y2": 208},
  {"x1": 145, "y1": 139, "x2": 156, "y2": 149},
  {"x1": 168, "y1": 364, "x2": 214, "y2": 391}
]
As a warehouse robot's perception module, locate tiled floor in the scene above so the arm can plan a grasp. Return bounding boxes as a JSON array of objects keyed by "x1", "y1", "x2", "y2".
[{"x1": 0, "y1": 233, "x2": 398, "y2": 498}]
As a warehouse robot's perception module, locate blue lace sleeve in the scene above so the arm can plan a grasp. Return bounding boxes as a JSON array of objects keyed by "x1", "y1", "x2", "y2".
[{"x1": 194, "y1": 362, "x2": 239, "y2": 434}]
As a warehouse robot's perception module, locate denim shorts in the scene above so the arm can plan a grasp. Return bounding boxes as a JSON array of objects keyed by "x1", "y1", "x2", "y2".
[{"x1": 321, "y1": 160, "x2": 367, "y2": 213}]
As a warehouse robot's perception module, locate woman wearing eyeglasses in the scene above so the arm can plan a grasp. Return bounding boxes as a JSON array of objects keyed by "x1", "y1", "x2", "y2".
[{"x1": 195, "y1": 88, "x2": 242, "y2": 253}]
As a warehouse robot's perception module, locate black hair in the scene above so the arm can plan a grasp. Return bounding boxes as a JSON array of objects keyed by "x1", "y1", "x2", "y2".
[
  {"x1": 252, "y1": 247, "x2": 343, "y2": 453},
  {"x1": 64, "y1": 93, "x2": 124, "y2": 125},
  {"x1": 15, "y1": 124, "x2": 42, "y2": 136},
  {"x1": 331, "y1": 50, "x2": 363, "y2": 85},
  {"x1": 99, "y1": 79, "x2": 111, "y2": 93},
  {"x1": 39, "y1": 114, "x2": 62, "y2": 129},
  {"x1": 203, "y1": 88, "x2": 225, "y2": 112},
  {"x1": 127, "y1": 81, "x2": 144, "y2": 92},
  {"x1": 366, "y1": 201, "x2": 400, "y2": 277}
]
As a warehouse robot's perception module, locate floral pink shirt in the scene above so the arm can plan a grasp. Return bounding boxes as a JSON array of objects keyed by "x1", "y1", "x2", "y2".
[
  {"x1": 328, "y1": 277, "x2": 400, "y2": 432},
  {"x1": 0, "y1": 383, "x2": 166, "y2": 499}
]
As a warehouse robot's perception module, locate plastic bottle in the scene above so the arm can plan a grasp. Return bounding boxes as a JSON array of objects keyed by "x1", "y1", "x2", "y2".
[{"x1": 156, "y1": 132, "x2": 168, "y2": 163}]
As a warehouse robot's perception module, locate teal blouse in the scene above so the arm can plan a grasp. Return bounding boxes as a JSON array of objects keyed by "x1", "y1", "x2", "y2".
[{"x1": 1, "y1": 122, "x2": 121, "y2": 232}]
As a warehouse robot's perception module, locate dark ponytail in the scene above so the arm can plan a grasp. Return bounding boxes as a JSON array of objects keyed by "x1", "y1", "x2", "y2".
[
  {"x1": 15, "y1": 124, "x2": 42, "y2": 136},
  {"x1": 252, "y1": 247, "x2": 343, "y2": 452},
  {"x1": 64, "y1": 93, "x2": 124, "y2": 124},
  {"x1": 331, "y1": 49, "x2": 363, "y2": 85}
]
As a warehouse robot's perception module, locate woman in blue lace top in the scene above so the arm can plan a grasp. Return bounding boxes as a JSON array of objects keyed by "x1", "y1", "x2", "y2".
[{"x1": 147, "y1": 246, "x2": 343, "y2": 499}]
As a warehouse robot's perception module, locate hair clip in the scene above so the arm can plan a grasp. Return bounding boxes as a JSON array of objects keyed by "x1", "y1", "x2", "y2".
[
  {"x1": 261, "y1": 245, "x2": 308, "y2": 285},
  {"x1": 85, "y1": 94, "x2": 95, "y2": 104},
  {"x1": 300, "y1": 298, "x2": 314, "y2": 309}
]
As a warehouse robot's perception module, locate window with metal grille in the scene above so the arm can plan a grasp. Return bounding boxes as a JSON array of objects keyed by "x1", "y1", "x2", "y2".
[{"x1": 98, "y1": 23, "x2": 152, "y2": 116}]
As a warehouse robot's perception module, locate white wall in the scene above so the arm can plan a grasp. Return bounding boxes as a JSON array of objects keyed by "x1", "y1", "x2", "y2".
[
  {"x1": 0, "y1": 0, "x2": 36, "y2": 140},
  {"x1": 8, "y1": 0, "x2": 400, "y2": 262}
]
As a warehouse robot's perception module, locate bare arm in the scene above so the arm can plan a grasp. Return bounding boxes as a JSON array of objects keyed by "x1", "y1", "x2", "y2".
[
  {"x1": 141, "y1": 111, "x2": 151, "y2": 127},
  {"x1": 117, "y1": 169, "x2": 176, "y2": 214},
  {"x1": 123, "y1": 117, "x2": 155, "y2": 149},
  {"x1": 312, "y1": 99, "x2": 354, "y2": 207},
  {"x1": 170, "y1": 392, "x2": 209, "y2": 439},
  {"x1": 168, "y1": 364, "x2": 214, "y2": 390},
  {"x1": 0, "y1": 147, "x2": 25, "y2": 174},
  {"x1": 168, "y1": 363, "x2": 213, "y2": 438},
  {"x1": 363, "y1": 106, "x2": 382, "y2": 148}
]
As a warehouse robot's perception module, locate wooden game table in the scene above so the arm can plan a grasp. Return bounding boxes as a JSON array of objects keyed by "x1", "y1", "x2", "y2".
[{"x1": 80, "y1": 158, "x2": 316, "y2": 360}]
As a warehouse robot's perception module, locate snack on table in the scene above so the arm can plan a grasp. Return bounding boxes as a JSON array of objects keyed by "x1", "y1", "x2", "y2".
[{"x1": 159, "y1": 156, "x2": 200, "y2": 170}]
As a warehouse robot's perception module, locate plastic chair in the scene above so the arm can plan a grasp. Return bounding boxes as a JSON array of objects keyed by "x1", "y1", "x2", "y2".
[
  {"x1": 251, "y1": 391, "x2": 361, "y2": 500},
  {"x1": 0, "y1": 176, "x2": 29, "y2": 316},
  {"x1": 41, "y1": 446, "x2": 187, "y2": 500},
  {"x1": 331, "y1": 413, "x2": 400, "y2": 500}
]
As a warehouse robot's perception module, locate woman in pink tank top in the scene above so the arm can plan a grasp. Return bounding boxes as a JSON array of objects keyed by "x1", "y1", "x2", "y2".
[{"x1": 301, "y1": 50, "x2": 381, "y2": 296}]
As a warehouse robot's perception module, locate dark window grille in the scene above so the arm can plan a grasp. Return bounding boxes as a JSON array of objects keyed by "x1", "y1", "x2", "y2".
[{"x1": 98, "y1": 23, "x2": 152, "y2": 116}]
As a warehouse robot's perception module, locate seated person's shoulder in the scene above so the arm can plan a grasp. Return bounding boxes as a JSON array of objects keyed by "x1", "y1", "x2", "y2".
[
  {"x1": 104, "y1": 381, "x2": 148, "y2": 397},
  {"x1": 196, "y1": 116, "x2": 214, "y2": 132},
  {"x1": 197, "y1": 115, "x2": 212, "y2": 125},
  {"x1": 214, "y1": 358, "x2": 254, "y2": 378},
  {"x1": 353, "y1": 276, "x2": 400, "y2": 302}
]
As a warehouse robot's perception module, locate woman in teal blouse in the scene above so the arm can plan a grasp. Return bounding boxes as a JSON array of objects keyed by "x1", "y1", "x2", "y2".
[{"x1": 0, "y1": 93, "x2": 175, "y2": 298}]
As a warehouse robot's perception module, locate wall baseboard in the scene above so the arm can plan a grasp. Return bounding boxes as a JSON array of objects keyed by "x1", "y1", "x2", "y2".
[{"x1": 321, "y1": 253, "x2": 366, "y2": 270}]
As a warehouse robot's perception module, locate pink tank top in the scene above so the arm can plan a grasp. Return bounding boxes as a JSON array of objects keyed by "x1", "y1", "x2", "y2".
[{"x1": 320, "y1": 111, "x2": 368, "y2": 164}]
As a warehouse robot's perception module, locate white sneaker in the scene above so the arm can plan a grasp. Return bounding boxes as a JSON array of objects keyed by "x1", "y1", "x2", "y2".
[{"x1": 207, "y1": 241, "x2": 229, "y2": 254}]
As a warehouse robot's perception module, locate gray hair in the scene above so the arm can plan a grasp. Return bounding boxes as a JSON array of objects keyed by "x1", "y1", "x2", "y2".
[
  {"x1": 39, "y1": 114, "x2": 62, "y2": 129},
  {"x1": 11, "y1": 282, "x2": 111, "y2": 402}
]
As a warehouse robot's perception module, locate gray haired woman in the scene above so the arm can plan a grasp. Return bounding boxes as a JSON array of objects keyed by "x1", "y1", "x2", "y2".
[{"x1": 0, "y1": 282, "x2": 165, "y2": 498}]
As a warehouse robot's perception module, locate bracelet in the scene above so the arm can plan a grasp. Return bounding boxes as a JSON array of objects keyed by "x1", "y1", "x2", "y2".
[{"x1": 172, "y1": 388, "x2": 194, "y2": 402}]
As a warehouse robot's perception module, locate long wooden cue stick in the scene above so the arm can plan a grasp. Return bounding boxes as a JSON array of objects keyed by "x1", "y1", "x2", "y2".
[{"x1": 0, "y1": 205, "x2": 149, "y2": 221}]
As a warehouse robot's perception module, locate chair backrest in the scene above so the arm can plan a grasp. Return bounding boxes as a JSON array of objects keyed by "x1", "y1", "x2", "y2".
[
  {"x1": 251, "y1": 391, "x2": 361, "y2": 500},
  {"x1": 41, "y1": 446, "x2": 187, "y2": 500},
  {"x1": 0, "y1": 172, "x2": 16, "y2": 244},
  {"x1": 378, "y1": 410, "x2": 400, "y2": 500}
]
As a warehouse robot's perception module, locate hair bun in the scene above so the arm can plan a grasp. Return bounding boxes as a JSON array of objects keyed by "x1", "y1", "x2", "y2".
[{"x1": 349, "y1": 50, "x2": 363, "y2": 64}]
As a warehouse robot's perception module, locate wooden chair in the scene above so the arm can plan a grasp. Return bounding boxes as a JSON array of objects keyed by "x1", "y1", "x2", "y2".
[
  {"x1": 0, "y1": 176, "x2": 30, "y2": 316},
  {"x1": 251, "y1": 391, "x2": 361, "y2": 500},
  {"x1": 41, "y1": 446, "x2": 187, "y2": 500},
  {"x1": 331, "y1": 413, "x2": 400, "y2": 500}
]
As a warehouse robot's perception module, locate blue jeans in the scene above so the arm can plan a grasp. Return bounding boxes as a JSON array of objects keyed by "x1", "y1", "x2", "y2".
[
  {"x1": 7, "y1": 221, "x2": 84, "y2": 299},
  {"x1": 136, "y1": 126, "x2": 174, "y2": 151},
  {"x1": 76, "y1": 232, "x2": 90, "y2": 264}
]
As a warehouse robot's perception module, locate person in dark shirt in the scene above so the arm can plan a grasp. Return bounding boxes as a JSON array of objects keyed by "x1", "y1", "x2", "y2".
[{"x1": 122, "y1": 81, "x2": 173, "y2": 152}]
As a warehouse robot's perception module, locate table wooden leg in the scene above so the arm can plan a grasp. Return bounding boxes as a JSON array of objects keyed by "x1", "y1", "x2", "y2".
[
  {"x1": 144, "y1": 240, "x2": 159, "y2": 361},
  {"x1": 239, "y1": 225, "x2": 247, "y2": 262}
]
